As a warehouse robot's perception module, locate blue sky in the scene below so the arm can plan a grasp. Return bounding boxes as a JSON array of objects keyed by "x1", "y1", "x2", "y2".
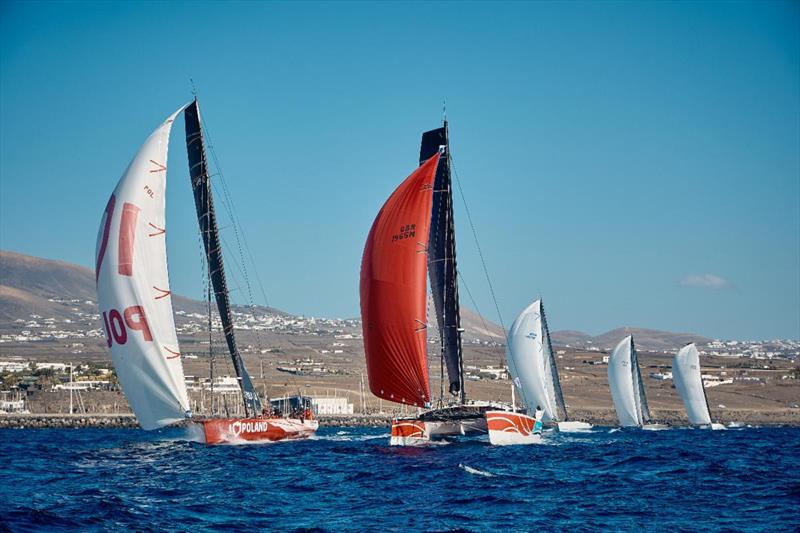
[{"x1": 1, "y1": 1, "x2": 798, "y2": 340}]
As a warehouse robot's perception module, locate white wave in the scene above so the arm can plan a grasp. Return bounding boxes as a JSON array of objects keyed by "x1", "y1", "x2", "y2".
[{"x1": 459, "y1": 463, "x2": 494, "y2": 477}]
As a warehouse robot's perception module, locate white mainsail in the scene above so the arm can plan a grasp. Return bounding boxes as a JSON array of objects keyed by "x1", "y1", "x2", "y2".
[
  {"x1": 672, "y1": 343, "x2": 712, "y2": 426},
  {"x1": 506, "y1": 299, "x2": 565, "y2": 422},
  {"x1": 608, "y1": 335, "x2": 651, "y2": 427},
  {"x1": 95, "y1": 107, "x2": 191, "y2": 430}
]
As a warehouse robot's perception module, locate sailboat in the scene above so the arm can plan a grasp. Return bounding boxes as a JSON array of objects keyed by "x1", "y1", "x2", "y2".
[
  {"x1": 95, "y1": 101, "x2": 318, "y2": 444},
  {"x1": 672, "y1": 343, "x2": 725, "y2": 430},
  {"x1": 496, "y1": 299, "x2": 591, "y2": 434},
  {"x1": 360, "y1": 121, "x2": 505, "y2": 445},
  {"x1": 607, "y1": 335, "x2": 666, "y2": 430}
]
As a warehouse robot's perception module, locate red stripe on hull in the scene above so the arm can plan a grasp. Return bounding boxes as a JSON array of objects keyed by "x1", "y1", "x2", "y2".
[
  {"x1": 201, "y1": 417, "x2": 318, "y2": 445},
  {"x1": 486, "y1": 411, "x2": 537, "y2": 435}
]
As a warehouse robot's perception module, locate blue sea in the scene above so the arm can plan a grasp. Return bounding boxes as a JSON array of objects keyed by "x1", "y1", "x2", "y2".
[{"x1": 1, "y1": 426, "x2": 798, "y2": 532}]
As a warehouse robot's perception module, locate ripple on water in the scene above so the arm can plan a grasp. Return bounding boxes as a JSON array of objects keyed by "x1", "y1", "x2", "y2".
[{"x1": 0, "y1": 426, "x2": 798, "y2": 531}]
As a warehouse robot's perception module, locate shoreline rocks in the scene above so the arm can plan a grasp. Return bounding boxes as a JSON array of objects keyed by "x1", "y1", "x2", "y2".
[{"x1": 1, "y1": 409, "x2": 797, "y2": 429}]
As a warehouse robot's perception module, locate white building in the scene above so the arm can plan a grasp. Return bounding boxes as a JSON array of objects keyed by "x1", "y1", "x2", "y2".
[{"x1": 311, "y1": 397, "x2": 354, "y2": 415}]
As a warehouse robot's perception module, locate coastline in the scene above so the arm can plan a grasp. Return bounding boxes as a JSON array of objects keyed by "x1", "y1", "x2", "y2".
[{"x1": 1, "y1": 409, "x2": 798, "y2": 429}]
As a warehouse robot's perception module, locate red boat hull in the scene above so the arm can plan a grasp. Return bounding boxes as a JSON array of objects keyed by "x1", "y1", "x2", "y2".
[{"x1": 200, "y1": 417, "x2": 318, "y2": 444}]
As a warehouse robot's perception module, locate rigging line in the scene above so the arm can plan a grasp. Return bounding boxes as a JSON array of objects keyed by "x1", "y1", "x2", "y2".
[
  {"x1": 195, "y1": 220, "x2": 216, "y2": 415},
  {"x1": 456, "y1": 267, "x2": 503, "y2": 351},
  {"x1": 199, "y1": 124, "x2": 270, "y2": 392},
  {"x1": 202, "y1": 118, "x2": 272, "y2": 311},
  {"x1": 208, "y1": 175, "x2": 271, "y2": 308},
  {"x1": 448, "y1": 154, "x2": 508, "y2": 345}
]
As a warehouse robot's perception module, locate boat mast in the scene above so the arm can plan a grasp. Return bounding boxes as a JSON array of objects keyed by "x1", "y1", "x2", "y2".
[
  {"x1": 631, "y1": 337, "x2": 651, "y2": 424},
  {"x1": 185, "y1": 99, "x2": 262, "y2": 417}
]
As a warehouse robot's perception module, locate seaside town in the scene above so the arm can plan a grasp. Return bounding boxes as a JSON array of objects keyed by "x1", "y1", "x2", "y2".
[{"x1": 2, "y1": 302, "x2": 798, "y2": 419}]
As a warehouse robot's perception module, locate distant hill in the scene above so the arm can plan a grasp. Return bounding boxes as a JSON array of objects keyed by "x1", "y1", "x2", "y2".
[
  {"x1": 550, "y1": 329, "x2": 592, "y2": 346},
  {"x1": 551, "y1": 327, "x2": 711, "y2": 353},
  {"x1": 0, "y1": 250, "x2": 287, "y2": 324},
  {"x1": 459, "y1": 307, "x2": 505, "y2": 342},
  {"x1": 0, "y1": 251, "x2": 97, "y2": 322},
  {"x1": 0, "y1": 250, "x2": 713, "y2": 351}
]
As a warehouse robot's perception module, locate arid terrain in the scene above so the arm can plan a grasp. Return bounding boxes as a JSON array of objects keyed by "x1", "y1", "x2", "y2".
[{"x1": 2, "y1": 250, "x2": 798, "y2": 425}]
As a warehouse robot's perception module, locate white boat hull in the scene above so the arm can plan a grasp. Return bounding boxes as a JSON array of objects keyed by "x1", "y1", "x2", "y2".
[
  {"x1": 557, "y1": 421, "x2": 593, "y2": 432},
  {"x1": 641, "y1": 423, "x2": 671, "y2": 431}
]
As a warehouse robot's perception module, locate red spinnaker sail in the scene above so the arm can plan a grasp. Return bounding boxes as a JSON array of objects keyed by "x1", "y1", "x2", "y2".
[{"x1": 360, "y1": 153, "x2": 441, "y2": 407}]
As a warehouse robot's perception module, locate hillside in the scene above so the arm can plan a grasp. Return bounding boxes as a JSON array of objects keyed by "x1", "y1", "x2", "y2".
[
  {"x1": 0, "y1": 250, "x2": 286, "y2": 324},
  {"x1": 1, "y1": 249, "x2": 715, "y2": 352}
]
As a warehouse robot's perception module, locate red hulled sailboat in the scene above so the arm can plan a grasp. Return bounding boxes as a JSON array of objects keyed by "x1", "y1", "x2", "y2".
[{"x1": 96, "y1": 100, "x2": 316, "y2": 444}]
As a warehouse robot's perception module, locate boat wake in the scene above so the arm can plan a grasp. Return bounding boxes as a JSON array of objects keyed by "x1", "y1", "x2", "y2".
[
  {"x1": 314, "y1": 432, "x2": 391, "y2": 442},
  {"x1": 459, "y1": 463, "x2": 494, "y2": 477}
]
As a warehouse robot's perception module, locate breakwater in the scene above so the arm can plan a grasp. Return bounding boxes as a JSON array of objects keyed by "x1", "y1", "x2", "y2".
[
  {"x1": 0, "y1": 413, "x2": 394, "y2": 429},
  {"x1": 1, "y1": 409, "x2": 797, "y2": 429}
]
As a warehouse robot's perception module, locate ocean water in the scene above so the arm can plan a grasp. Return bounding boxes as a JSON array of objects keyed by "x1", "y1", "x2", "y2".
[{"x1": 1, "y1": 426, "x2": 798, "y2": 532}]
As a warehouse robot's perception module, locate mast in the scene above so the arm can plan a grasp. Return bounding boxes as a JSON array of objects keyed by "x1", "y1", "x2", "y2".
[
  {"x1": 540, "y1": 301, "x2": 568, "y2": 421},
  {"x1": 420, "y1": 121, "x2": 465, "y2": 404},
  {"x1": 184, "y1": 99, "x2": 262, "y2": 417},
  {"x1": 699, "y1": 355, "x2": 714, "y2": 423},
  {"x1": 630, "y1": 337, "x2": 651, "y2": 424}
]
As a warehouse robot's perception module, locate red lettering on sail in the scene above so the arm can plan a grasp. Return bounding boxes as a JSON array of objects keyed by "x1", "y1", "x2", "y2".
[
  {"x1": 108, "y1": 309, "x2": 127, "y2": 345},
  {"x1": 102, "y1": 311, "x2": 112, "y2": 347},
  {"x1": 95, "y1": 194, "x2": 116, "y2": 282},
  {"x1": 118, "y1": 202, "x2": 140, "y2": 276},
  {"x1": 124, "y1": 306, "x2": 153, "y2": 342}
]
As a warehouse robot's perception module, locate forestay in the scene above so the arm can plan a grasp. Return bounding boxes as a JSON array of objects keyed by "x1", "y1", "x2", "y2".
[
  {"x1": 95, "y1": 107, "x2": 191, "y2": 430},
  {"x1": 672, "y1": 343, "x2": 712, "y2": 425}
]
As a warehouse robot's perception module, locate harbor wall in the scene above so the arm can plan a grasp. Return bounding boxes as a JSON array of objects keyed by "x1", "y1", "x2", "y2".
[{"x1": 1, "y1": 409, "x2": 798, "y2": 429}]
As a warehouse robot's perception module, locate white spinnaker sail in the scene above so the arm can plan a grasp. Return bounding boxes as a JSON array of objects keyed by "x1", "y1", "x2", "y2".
[
  {"x1": 672, "y1": 343, "x2": 712, "y2": 426},
  {"x1": 95, "y1": 107, "x2": 190, "y2": 430},
  {"x1": 507, "y1": 299, "x2": 560, "y2": 421},
  {"x1": 608, "y1": 336, "x2": 641, "y2": 427}
]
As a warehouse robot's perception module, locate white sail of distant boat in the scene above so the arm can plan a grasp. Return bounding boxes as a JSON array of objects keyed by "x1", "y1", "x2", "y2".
[
  {"x1": 95, "y1": 106, "x2": 191, "y2": 430},
  {"x1": 672, "y1": 343, "x2": 714, "y2": 426},
  {"x1": 608, "y1": 335, "x2": 651, "y2": 427},
  {"x1": 506, "y1": 299, "x2": 567, "y2": 422}
]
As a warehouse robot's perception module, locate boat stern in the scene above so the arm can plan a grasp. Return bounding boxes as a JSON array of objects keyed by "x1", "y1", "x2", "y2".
[
  {"x1": 390, "y1": 419, "x2": 429, "y2": 446},
  {"x1": 486, "y1": 410, "x2": 542, "y2": 445}
]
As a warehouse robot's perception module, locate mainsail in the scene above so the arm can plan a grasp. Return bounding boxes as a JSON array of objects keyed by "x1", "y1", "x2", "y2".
[
  {"x1": 360, "y1": 152, "x2": 442, "y2": 407},
  {"x1": 420, "y1": 124, "x2": 464, "y2": 401},
  {"x1": 96, "y1": 107, "x2": 191, "y2": 430},
  {"x1": 672, "y1": 343, "x2": 712, "y2": 425},
  {"x1": 608, "y1": 335, "x2": 651, "y2": 427},
  {"x1": 506, "y1": 299, "x2": 567, "y2": 422},
  {"x1": 184, "y1": 100, "x2": 262, "y2": 416}
]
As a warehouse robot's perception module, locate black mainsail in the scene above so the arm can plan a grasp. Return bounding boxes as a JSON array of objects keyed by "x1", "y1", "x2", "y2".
[
  {"x1": 185, "y1": 100, "x2": 262, "y2": 416},
  {"x1": 420, "y1": 123, "x2": 465, "y2": 403}
]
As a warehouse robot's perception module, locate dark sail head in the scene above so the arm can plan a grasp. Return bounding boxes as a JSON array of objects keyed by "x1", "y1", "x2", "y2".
[{"x1": 420, "y1": 123, "x2": 464, "y2": 400}]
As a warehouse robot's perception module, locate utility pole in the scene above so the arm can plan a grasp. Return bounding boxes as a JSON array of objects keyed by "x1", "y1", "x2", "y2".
[
  {"x1": 359, "y1": 372, "x2": 366, "y2": 415},
  {"x1": 69, "y1": 362, "x2": 74, "y2": 415}
]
